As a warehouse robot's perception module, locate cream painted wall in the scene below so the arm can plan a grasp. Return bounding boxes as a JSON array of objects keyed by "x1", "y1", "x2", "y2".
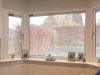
[
  {"x1": 4, "y1": 0, "x2": 100, "y2": 13},
  {"x1": 86, "y1": 65, "x2": 100, "y2": 75},
  {"x1": 27, "y1": 0, "x2": 88, "y2": 13},
  {"x1": 89, "y1": 0, "x2": 100, "y2": 7},
  {"x1": 86, "y1": 68, "x2": 98, "y2": 75},
  {"x1": 2, "y1": 0, "x2": 27, "y2": 12},
  {"x1": 24, "y1": 64, "x2": 86, "y2": 75},
  {"x1": 0, "y1": 0, "x2": 4, "y2": 61},
  {"x1": 0, "y1": 61, "x2": 25, "y2": 75},
  {"x1": 0, "y1": 0, "x2": 2, "y2": 39},
  {"x1": 0, "y1": 64, "x2": 23, "y2": 75}
]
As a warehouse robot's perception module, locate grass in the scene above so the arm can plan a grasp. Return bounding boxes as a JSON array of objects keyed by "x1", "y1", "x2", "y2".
[
  {"x1": 96, "y1": 47, "x2": 100, "y2": 49},
  {"x1": 54, "y1": 46, "x2": 84, "y2": 48}
]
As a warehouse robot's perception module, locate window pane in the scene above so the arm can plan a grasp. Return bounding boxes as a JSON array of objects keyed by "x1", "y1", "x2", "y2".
[
  {"x1": 96, "y1": 9, "x2": 100, "y2": 57},
  {"x1": 29, "y1": 13, "x2": 86, "y2": 57},
  {"x1": 8, "y1": 15, "x2": 22, "y2": 54}
]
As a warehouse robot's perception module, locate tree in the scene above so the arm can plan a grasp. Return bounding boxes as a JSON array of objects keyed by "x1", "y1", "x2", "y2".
[
  {"x1": 71, "y1": 14, "x2": 83, "y2": 25},
  {"x1": 41, "y1": 15, "x2": 78, "y2": 28},
  {"x1": 41, "y1": 16, "x2": 58, "y2": 28}
]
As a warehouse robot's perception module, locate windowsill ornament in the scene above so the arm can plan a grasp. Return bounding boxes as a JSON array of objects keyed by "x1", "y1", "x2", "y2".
[
  {"x1": 11, "y1": 54, "x2": 15, "y2": 60},
  {"x1": 97, "y1": 58, "x2": 100, "y2": 65},
  {"x1": 83, "y1": 58, "x2": 86, "y2": 62},
  {"x1": 46, "y1": 54, "x2": 56, "y2": 61}
]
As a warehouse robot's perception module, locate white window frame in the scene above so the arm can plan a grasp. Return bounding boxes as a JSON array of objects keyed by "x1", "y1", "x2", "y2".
[
  {"x1": 93, "y1": 7, "x2": 100, "y2": 60},
  {"x1": 3, "y1": 9, "x2": 24, "y2": 59},
  {"x1": 28, "y1": 10, "x2": 87, "y2": 60}
]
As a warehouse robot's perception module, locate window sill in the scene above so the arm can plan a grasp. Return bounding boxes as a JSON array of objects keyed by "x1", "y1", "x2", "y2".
[
  {"x1": 25, "y1": 58, "x2": 86, "y2": 64},
  {"x1": 24, "y1": 58, "x2": 100, "y2": 68},
  {"x1": 0, "y1": 58, "x2": 23, "y2": 63},
  {"x1": 0, "y1": 58, "x2": 100, "y2": 68}
]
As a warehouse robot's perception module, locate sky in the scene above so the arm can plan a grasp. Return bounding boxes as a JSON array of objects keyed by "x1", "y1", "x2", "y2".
[
  {"x1": 96, "y1": 12, "x2": 100, "y2": 25},
  {"x1": 30, "y1": 13, "x2": 86, "y2": 26},
  {"x1": 9, "y1": 16, "x2": 22, "y2": 30},
  {"x1": 30, "y1": 16, "x2": 48, "y2": 25},
  {"x1": 9, "y1": 12, "x2": 100, "y2": 30}
]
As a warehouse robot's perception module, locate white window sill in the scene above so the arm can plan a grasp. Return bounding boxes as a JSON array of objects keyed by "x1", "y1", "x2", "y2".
[
  {"x1": 0, "y1": 58, "x2": 100, "y2": 68},
  {"x1": 25, "y1": 58, "x2": 86, "y2": 64},
  {"x1": 24, "y1": 58, "x2": 100, "y2": 68},
  {"x1": 0, "y1": 58, "x2": 23, "y2": 63}
]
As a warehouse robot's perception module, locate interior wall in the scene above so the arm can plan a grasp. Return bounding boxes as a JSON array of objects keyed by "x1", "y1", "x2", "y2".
[
  {"x1": 27, "y1": 0, "x2": 88, "y2": 13},
  {"x1": 89, "y1": 0, "x2": 100, "y2": 7},
  {"x1": 2, "y1": 0, "x2": 27, "y2": 12},
  {"x1": 24, "y1": 64, "x2": 86, "y2": 75},
  {"x1": 0, "y1": 61, "x2": 25, "y2": 75},
  {"x1": 86, "y1": 65, "x2": 100, "y2": 75},
  {"x1": 4, "y1": 0, "x2": 100, "y2": 13},
  {"x1": 86, "y1": 68, "x2": 98, "y2": 75},
  {"x1": 23, "y1": 60, "x2": 87, "y2": 75},
  {"x1": 0, "y1": 0, "x2": 2, "y2": 39},
  {"x1": 0, "y1": 0, "x2": 4, "y2": 61}
]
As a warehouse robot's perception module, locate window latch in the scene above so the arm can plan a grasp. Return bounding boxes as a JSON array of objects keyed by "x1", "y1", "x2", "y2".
[
  {"x1": 91, "y1": 32, "x2": 94, "y2": 40},
  {"x1": 22, "y1": 34, "x2": 24, "y2": 41}
]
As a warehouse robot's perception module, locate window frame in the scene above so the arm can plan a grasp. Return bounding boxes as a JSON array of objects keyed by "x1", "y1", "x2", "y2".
[
  {"x1": 4, "y1": 9, "x2": 24, "y2": 59},
  {"x1": 93, "y1": 7, "x2": 100, "y2": 59},
  {"x1": 29, "y1": 11, "x2": 86, "y2": 60}
]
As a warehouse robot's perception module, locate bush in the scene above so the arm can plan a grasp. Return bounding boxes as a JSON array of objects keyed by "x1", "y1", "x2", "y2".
[{"x1": 70, "y1": 41, "x2": 84, "y2": 47}]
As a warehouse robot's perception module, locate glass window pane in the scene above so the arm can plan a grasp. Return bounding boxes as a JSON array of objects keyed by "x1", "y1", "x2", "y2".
[
  {"x1": 29, "y1": 13, "x2": 86, "y2": 57},
  {"x1": 8, "y1": 15, "x2": 22, "y2": 54},
  {"x1": 96, "y1": 9, "x2": 100, "y2": 57}
]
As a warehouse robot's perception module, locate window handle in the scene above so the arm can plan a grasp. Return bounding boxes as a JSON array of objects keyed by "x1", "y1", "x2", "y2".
[
  {"x1": 22, "y1": 34, "x2": 24, "y2": 41},
  {"x1": 91, "y1": 32, "x2": 94, "y2": 40}
]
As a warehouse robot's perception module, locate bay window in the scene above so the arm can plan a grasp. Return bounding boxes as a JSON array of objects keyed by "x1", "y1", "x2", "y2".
[{"x1": 29, "y1": 12, "x2": 86, "y2": 57}]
